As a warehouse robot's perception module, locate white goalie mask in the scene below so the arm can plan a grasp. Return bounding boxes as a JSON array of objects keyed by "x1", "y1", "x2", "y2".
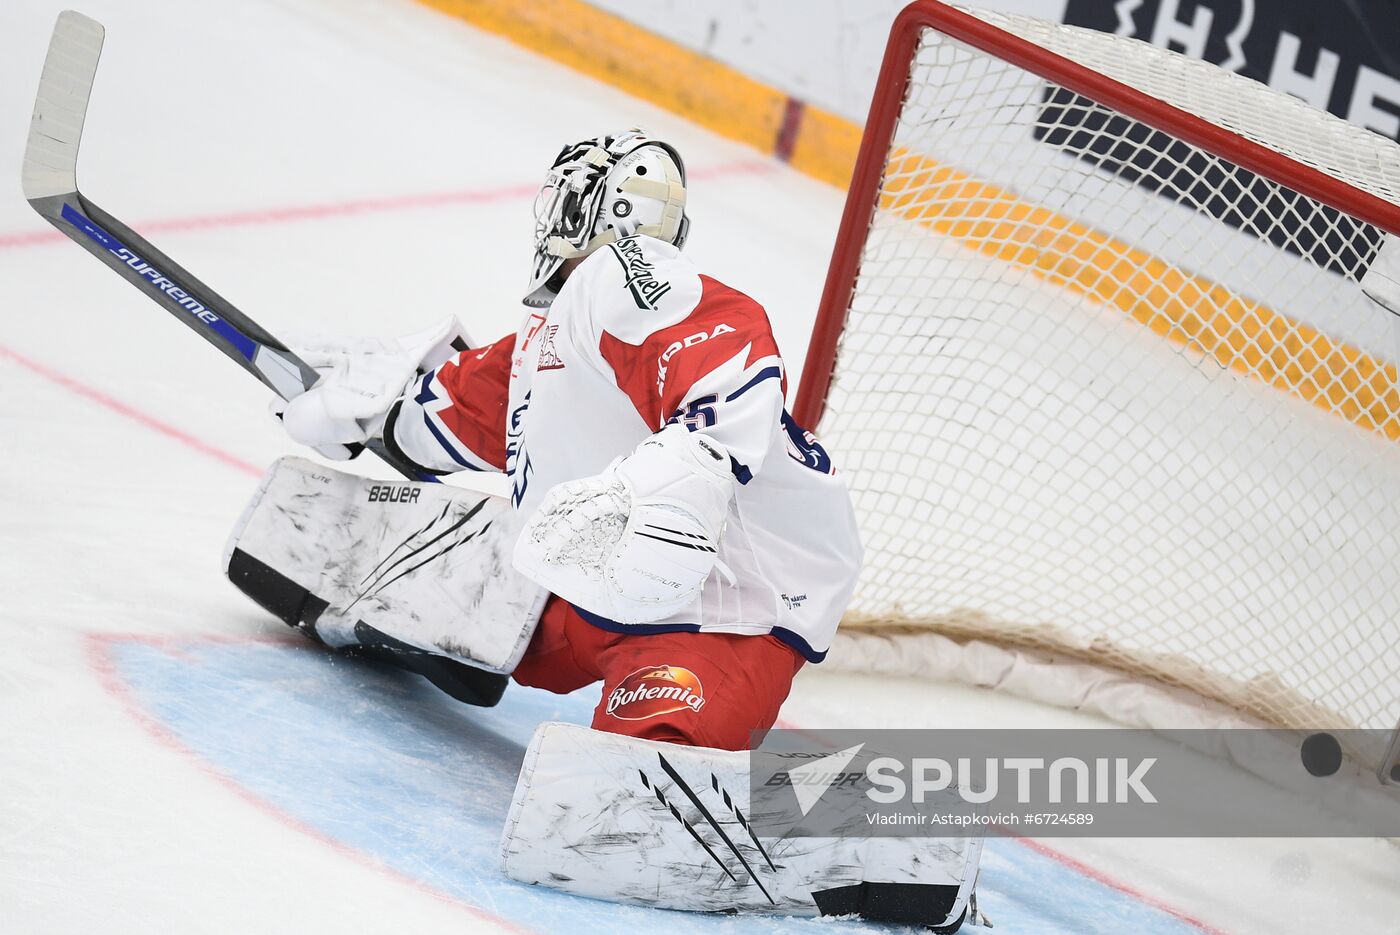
[{"x1": 524, "y1": 128, "x2": 690, "y2": 307}]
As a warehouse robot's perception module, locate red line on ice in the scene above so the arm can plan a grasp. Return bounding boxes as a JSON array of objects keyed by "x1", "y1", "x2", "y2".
[
  {"x1": 85, "y1": 632, "x2": 538, "y2": 935},
  {"x1": 0, "y1": 344, "x2": 262, "y2": 477},
  {"x1": 1012, "y1": 837, "x2": 1228, "y2": 935},
  {"x1": 0, "y1": 160, "x2": 775, "y2": 471},
  {"x1": 0, "y1": 160, "x2": 774, "y2": 250}
]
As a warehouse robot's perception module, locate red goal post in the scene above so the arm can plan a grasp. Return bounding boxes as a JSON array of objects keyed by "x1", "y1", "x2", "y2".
[{"x1": 798, "y1": 0, "x2": 1400, "y2": 779}]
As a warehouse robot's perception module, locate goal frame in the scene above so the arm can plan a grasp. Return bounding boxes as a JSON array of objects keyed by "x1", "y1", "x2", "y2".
[
  {"x1": 795, "y1": 0, "x2": 1400, "y2": 784},
  {"x1": 794, "y1": 0, "x2": 1400, "y2": 429}
]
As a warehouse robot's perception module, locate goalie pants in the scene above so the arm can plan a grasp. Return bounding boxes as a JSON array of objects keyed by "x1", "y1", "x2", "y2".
[{"x1": 511, "y1": 597, "x2": 804, "y2": 751}]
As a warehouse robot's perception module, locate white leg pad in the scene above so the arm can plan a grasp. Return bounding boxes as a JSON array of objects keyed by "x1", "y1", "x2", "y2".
[
  {"x1": 226, "y1": 457, "x2": 547, "y2": 672},
  {"x1": 500, "y1": 722, "x2": 982, "y2": 927}
]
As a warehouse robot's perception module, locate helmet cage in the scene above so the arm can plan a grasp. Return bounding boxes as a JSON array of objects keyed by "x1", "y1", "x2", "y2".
[{"x1": 524, "y1": 130, "x2": 688, "y2": 307}]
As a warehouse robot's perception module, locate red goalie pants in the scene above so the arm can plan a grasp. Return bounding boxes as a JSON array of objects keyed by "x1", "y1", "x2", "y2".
[{"x1": 511, "y1": 596, "x2": 805, "y2": 751}]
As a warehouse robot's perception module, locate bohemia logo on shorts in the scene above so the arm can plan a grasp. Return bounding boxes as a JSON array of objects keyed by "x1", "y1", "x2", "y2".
[{"x1": 605, "y1": 665, "x2": 706, "y2": 721}]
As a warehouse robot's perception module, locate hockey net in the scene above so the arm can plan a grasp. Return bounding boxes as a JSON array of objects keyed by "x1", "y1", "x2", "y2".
[{"x1": 799, "y1": 1, "x2": 1400, "y2": 765}]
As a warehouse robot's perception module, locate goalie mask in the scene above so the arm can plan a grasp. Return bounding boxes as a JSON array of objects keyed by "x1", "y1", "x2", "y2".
[{"x1": 524, "y1": 129, "x2": 690, "y2": 307}]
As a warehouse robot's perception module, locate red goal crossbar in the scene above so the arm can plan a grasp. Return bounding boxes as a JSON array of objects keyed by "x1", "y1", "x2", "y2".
[{"x1": 793, "y1": 0, "x2": 1400, "y2": 430}]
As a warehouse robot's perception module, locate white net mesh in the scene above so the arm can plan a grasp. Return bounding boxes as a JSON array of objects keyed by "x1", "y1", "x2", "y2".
[
  {"x1": 821, "y1": 7, "x2": 1400, "y2": 736},
  {"x1": 990, "y1": 12, "x2": 1400, "y2": 206}
]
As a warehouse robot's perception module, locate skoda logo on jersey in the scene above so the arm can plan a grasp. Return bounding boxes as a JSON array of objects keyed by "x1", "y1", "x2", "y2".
[
  {"x1": 608, "y1": 237, "x2": 672, "y2": 311},
  {"x1": 656, "y1": 322, "x2": 737, "y2": 396},
  {"x1": 606, "y1": 665, "x2": 706, "y2": 720}
]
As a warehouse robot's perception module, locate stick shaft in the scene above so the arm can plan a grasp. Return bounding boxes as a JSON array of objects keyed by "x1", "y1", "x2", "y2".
[{"x1": 23, "y1": 12, "x2": 435, "y2": 482}]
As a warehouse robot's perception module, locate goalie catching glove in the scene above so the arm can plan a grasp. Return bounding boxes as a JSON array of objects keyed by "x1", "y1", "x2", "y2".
[{"x1": 513, "y1": 424, "x2": 735, "y2": 624}]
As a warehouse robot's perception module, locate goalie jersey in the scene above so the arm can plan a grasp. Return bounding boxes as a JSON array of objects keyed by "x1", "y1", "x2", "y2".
[{"x1": 388, "y1": 235, "x2": 861, "y2": 661}]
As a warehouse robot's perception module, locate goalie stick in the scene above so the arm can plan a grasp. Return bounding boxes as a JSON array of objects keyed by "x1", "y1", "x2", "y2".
[
  {"x1": 23, "y1": 12, "x2": 510, "y2": 705},
  {"x1": 21, "y1": 10, "x2": 432, "y2": 483}
]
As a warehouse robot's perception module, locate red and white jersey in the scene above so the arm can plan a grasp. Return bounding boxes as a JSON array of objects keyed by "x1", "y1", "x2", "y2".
[{"x1": 389, "y1": 235, "x2": 861, "y2": 661}]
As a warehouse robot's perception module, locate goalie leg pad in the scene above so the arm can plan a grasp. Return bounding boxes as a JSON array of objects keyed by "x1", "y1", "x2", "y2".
[
  {"x1": 225, "y1": 457, "x2": 547, "y2": 673},
  {"x1": 500, "y1": 722, "x2": 981, "y2": 929}
]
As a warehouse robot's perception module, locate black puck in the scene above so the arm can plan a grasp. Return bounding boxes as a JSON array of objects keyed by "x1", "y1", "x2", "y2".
[{"x1": 1300, "y1": 732, "x2": 1342, "y2": 777}]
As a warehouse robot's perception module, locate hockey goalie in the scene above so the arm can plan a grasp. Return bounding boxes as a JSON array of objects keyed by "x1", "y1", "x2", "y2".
[{"x1": 225, "y1": 129, "x2": 982, "y2": 929}]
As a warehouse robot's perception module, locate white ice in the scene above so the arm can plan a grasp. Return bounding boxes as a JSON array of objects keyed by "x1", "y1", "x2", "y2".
[{"x1": 1, "y1": 1, "x2": 1398, "y2": 933}]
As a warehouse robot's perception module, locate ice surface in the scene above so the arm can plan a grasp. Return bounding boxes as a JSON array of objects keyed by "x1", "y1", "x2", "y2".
[{"x1": 1, "y1": 0, "x2": 1397, "y2": 933}]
